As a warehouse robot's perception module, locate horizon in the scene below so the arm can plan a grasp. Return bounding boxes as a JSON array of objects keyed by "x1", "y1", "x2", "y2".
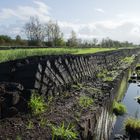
[{"x1": 1, "y1": 0, "x2": 140, "y2": 44}]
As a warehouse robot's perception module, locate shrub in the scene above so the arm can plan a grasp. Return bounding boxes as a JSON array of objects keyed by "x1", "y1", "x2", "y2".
[
  {"x1": 51, "y1": 122, "x2": 78, "y2": 140},
  {"x1": 28, "y1": 92, "x2": 46, "y2": 115},
  {"x1": 78, "y1": 95, "x2": 94, "y2": 108},
  {"x1": 113, "y1": 101, "x2": 127, "y2": 115},
  {"x1": 124, "y1": 117, "x2": 140, "y2": 135}
]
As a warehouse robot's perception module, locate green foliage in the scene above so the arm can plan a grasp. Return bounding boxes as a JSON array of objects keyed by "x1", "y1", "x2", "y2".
[
  {"x1": 28, "y1": 92, "x2": 46, "y2": 115},
  {"x1": 39, "y1": 118, "x2": 49, "y2": 128},
  {"x1": 26, "y1": 120, "x2": 34, "y2": 129},
  {"x1": 122, "y1": 56, "x2": 135, "y2": 65},
  {"x1": 124, "y1": 117, "x2": 140, "y2": 134},
  {"x1": 78, "y1": 95, "x2": 94, "y2": 108},
  {"x1": 97, "y1": 69, "x2": 115, "y2": 82},
  {"x1": 51, "y1": 122, "x2": 78, "y2": 140},
  {"x1": 113, "y1": 101, "x2": 127, "y2": 115},
  {"x1": 0, "y1": 48, "x2": 116, "y2": 63}
]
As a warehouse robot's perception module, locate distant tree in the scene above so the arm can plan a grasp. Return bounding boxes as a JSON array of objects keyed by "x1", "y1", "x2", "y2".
[
  {"x1": 45, "y1": 20, "x2": 64, "y2": 47},
  {"x1": 24, "y1": 16, "x2": 45, "y2": 46},
  {"x1": 67, "y1": 30, "x2": 78, "y2": 47},
  {"x1": 0, "y1": 35, "x2": 12, "y2": 46},
  {"x1": 92, "y1": 38, "x2": 98, "y2": 47}
]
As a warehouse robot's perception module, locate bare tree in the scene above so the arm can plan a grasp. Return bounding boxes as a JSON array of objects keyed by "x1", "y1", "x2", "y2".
[
  {"x1": 45, "y1": 20, "x2": 64, "y2": 47},
  {"x1": 24, "y1": 16, "x2": 45, "y2": 46},
  {"x1": 67, "y1": 30, "x2": 78, "y2": 47}
]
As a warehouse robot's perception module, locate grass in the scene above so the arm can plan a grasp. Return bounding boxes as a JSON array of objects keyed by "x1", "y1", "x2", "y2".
[
  {"x1": 124, "y1": 117, "x2": 140, "y2": 135},
  {"x1": 78, "y1": 95, "x2": 94, "y2": 108},
  {"x1": 0, "y1": 48, "x2": 116, "y2": 63},
  {"x1": 26, "y1": 120, "x2": 34, "y2": 130},
  {"x1": 113, "y1": 101, "x2": 127, "y2": 115},
  {"x1": 51, "y1": 122, "x2": 78, "y2": 140},
  {"x1": 121, "y1": 56, "x2": 135, "y2": 65},
  {"x1": 97, "y1": 69, "x2": 117, "y2": 82},
  {"x1": 28, "y1": 91, "x2": 47, "y2": 115}
]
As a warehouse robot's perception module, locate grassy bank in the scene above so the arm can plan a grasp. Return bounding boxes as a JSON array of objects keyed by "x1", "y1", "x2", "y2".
[{"x1": 0, "y1": 48, "x2": 116, "y2": 63}]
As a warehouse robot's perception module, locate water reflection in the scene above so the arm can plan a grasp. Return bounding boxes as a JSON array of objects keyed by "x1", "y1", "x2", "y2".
[{"x1": 111, "y1": 83, "x2": 140, "y2": 139}]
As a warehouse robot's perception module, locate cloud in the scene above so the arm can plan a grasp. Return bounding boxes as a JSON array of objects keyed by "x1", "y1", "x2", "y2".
[
  {"x1": 0, "y1": 1, "x2": 51, "y2": 22},
  {"x1": 0, "y1": 1, "x2": 140, "y2": 43},
  {"x1": 95, "y1": 8, "x2": 105, "y2": 13}
]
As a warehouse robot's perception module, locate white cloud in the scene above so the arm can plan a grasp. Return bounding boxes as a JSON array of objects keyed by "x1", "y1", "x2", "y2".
[
  {"x1": 95, "y1": 8, "x2": 105, "y2": 13},
  {"x1": 0, "y1": 1, "x2": 51, "y2": 22},
  {"x1": 0, "y1": 1, "x2": 140, "y2": 43}
]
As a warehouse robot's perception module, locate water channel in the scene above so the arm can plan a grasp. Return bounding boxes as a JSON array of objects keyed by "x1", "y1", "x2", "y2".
[{"x1": 110, "y1": 72, "x2": 140, "y2": 139}]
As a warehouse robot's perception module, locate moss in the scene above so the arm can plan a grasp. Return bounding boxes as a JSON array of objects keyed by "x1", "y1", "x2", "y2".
[
  {"x1": 116, "y1": 74, "x2": 128, "y2": 101},
  {"x1": 124, "y1": 117, "x2": 140, "y2": 136},
  {"x1": 113, "y1": 101, "x2": 127, "y2": 115}
]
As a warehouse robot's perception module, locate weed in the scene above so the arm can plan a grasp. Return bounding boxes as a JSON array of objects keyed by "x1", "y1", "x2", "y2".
[
  {"x1": 78, "y1": 95, "x2": 94, "y2": 108},
  {"x1": 26, "y1": 120, "x2": 34, "y2": 130},
  {"x1": 28, "y1": 92, "x2": 46, "y2": 115},
  {"x1": 113, "y1": 101, "x2": 127, "y2": 115},
  {"x1": 124, "y1": 117, "x2": 140, "y2": 135},
  {"x1": 122, "y1": 56, "x2": 135, "y2": 65},
  {"x1": 39, "y1": 118, "x2": 49, "y2": 128},
  {"x1": 51, "y1": 122, "x2": 78, "y2": 140}
]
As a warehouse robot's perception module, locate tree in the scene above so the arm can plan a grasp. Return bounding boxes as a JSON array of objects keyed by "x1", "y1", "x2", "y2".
[
  {"x1": 24, "y1": 16, "x2": 45, "y2": 46},
  {"x1": 67, "y1": 30, "x2": 78, "y2": 47},
  {"x1": 45, "y1": 20, "x2": 64, "y2": 47}
]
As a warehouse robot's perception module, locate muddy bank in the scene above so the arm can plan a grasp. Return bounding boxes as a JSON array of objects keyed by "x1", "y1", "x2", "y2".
[{"x1": 0, "y1": 49, "x2": 140, "y2": 140}]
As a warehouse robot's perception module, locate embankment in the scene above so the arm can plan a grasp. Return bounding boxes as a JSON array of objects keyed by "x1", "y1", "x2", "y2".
[{"x1": 0, "y1": 48, "x2": 140, "y2": 140}]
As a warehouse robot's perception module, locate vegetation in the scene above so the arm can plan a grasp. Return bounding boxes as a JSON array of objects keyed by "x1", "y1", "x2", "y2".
[
  {"x1": 124, "y1": 117, "x2": 140, "y2": 135},
  {"x1": 113, "y1": 101, "x2": 127, "y2": 115},
  {"x1": 78, "y1": 95, "x2": 94, "y2": 108},
  {"x1": 121, "y1": 56, "x2": 135, "y2": 65},
  {"x1": 116, "y1": 75, "x2": 128, "y2": 101},
  {"x1": 97, "y1": 69, "x2": 117, "y2": 82},
  {"x1": 39, "y1": 118, "x2": 49, "y2": 128},
  {"x1": 28, "y1": 92, "x2": 46, "y2": 115},
  {"x1": 51, "y1": 122, "x2": 78, "y2": 140},
  {"x1": 26, "y1": 120, "x2": 34, "y2": 129},
  {"x1": 0, "y1": 48, "x2": 116, "y2": 63}
]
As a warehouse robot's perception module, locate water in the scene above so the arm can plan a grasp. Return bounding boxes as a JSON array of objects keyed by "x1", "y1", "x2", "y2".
[{"x1": 110, "y1": 83, "x2": 140, "y2": 139}]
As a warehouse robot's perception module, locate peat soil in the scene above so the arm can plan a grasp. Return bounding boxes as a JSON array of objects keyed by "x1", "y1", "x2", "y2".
[
  {"x1": 0, "y1": 79, "x2": 114, "y2": 140},
  {"x1": 0, "y1": 57, "x2": 137, "y2": 140}
]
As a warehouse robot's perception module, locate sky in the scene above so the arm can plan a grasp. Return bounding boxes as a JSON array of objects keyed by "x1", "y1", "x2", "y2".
[{"x1": 1, "y1": 0, "x2": 140, "y2": 43}]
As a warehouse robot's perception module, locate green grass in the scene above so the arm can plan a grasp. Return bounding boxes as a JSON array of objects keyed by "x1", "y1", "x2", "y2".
[
  {"x1": 28, "y1": 92, "x2": 47, "y2": 115},
  {"x1": 113, "y1": 101, "x2": 127, "y2": 115},
  {"x1": 97, "y1": 69, "x2": 117, "y2": 82},
  {"x1": 0, "y1": 48, "x2": 116, "y2": 63},
  {"x1": 78, "y1": 95, "x2": 94, "y2": 108},
  {"x1": 121, "y1": 56, "x2": 135, "y2": 65},
  {"x1": 124, "y1": 117, "x2": 140, "y2": 135},
  {"x1": 26, "y1": 120, "x2": 34, "y2": 130},
  {"x1": 51, "y1": 122, "x2": 78, "y2": 140}
]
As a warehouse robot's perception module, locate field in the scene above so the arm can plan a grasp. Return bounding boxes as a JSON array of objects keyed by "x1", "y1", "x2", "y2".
[{"x1": 0, "y1": 47, "x2": 116, "y2": 63}]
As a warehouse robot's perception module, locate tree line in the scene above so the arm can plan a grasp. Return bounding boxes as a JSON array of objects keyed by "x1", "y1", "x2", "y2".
[{"x1": 0, "y1": 16, "x2": 138, "y2": 48}]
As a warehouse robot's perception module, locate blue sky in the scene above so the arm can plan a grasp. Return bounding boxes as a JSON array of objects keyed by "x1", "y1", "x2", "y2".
[{"x1": 1, "y1": 0, "x2": 140, "y2": 43}]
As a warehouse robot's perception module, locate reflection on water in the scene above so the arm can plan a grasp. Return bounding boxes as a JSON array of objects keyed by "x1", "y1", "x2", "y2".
[{"x1": 111, "y1": 83, "x2": 140, "y2": 139}]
